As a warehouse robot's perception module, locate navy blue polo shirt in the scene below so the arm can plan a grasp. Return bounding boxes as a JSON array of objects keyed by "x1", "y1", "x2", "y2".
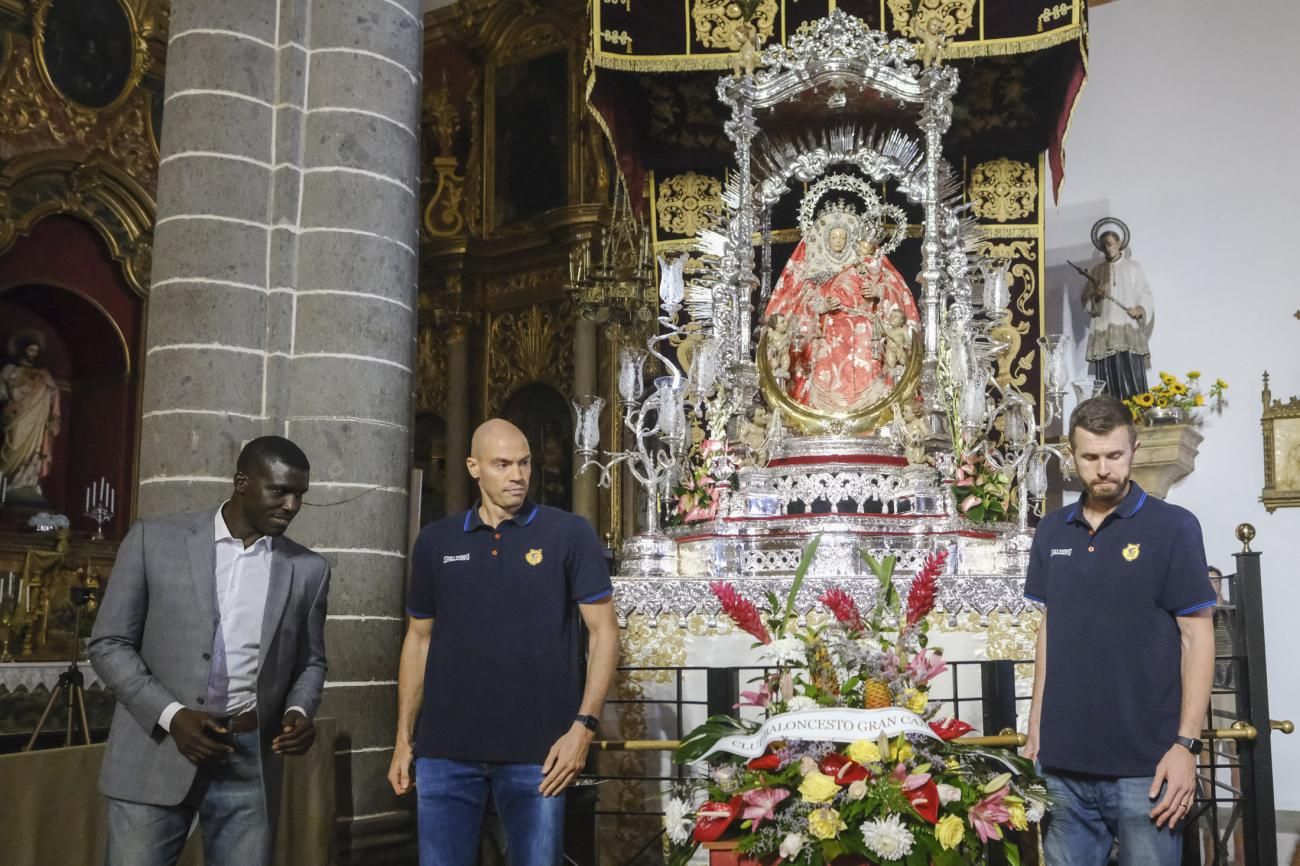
[
  {"x1": 407, "y1": 501, "x2": 612, "y2": 764},
  {"x1": 1024, "y1": 482, "x2": 1215, "y2": 777}
]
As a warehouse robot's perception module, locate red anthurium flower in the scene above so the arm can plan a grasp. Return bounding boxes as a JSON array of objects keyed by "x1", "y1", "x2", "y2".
[
  {"x1": 929, "y1": 717, "x2": 974, "y2": 741},
  {"x1": 906, "y1": 779, "x2": 941, "y2": 824},
  {"x1": 820, "y1": 753, "x2": 871, "y2": 785},
  {"x1": 748, "y1": 753, "x2": 781, "y2": 771},
  {"x1": 693, "y1": 795, "x2": 742, "y2": 843}
]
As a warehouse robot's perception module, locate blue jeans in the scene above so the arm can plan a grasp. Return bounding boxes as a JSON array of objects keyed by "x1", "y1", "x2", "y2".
[
  {"x1": 415, "y1": 757, "x2": 565, "y2": 866},
  {"x1": 106, "y1": 729, "x2": 271, "y2": 866},
  {"x1": 1042, "y1": 771, "x2": 1183, "y2": 865}
]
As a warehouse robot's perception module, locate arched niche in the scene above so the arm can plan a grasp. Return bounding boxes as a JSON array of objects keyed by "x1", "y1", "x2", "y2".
[
  {"x1": 0, "y1": 214, "x2": 141, "y2": 536},
  {"x1": 499, "y1": 382, "x2": 573, "y2": 511}
]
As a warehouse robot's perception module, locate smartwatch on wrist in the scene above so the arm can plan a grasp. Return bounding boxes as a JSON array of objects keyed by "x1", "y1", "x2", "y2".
[
  {"x1": 1173, "y1": 735, "x2": 1203, "y2": 755},
  {"x1": 574, "y1": 714, "x2": 599, "y2": 732}
]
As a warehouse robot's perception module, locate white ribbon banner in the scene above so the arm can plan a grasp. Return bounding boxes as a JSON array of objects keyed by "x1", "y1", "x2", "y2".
[{"x1": 697, "y1": 707, "x2": 941, "y2": 761}]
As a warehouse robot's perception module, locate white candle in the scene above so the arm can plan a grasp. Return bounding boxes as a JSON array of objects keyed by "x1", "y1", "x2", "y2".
[
  {"x1": 110, "y1": 486, "x2": 115, "y2": 513},
  {"x1": 86, "y1": 486, "x2": 91, "y2": 512}
]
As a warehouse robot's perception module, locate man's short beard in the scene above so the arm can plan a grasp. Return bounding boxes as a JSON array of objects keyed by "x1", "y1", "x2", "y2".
[{"x1": 1084, "y1": 474, "x2": 1129, "y2": 505}]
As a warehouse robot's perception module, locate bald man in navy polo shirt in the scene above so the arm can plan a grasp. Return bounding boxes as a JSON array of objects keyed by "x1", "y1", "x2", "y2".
[
  {"x1": 388, "y1": 419, "x2": 620, "y2": 866},
  {"x1": 1024, "y1": 396, "x2": 1215, "y2": 864}
]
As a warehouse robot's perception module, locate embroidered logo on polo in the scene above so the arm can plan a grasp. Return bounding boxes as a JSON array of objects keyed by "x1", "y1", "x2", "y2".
[
  {"x1": 1050, "y1": 548, "x2": 1072, "y2": 557},
  {"x1": 1121, "y1": 544, "x2": 1141, "y2": 562},
  {"x1": 443, "y1": 553, "x2": 471, "y2": 564},
  {"x1": 525, "y1": 548, "x2": 544, "y2": 566}
]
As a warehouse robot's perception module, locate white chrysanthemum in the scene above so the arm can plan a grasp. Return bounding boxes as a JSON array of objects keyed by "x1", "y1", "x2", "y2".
[
  {"x1": 860, "y1": 814, "x2": 915, "y2": 860},
  {"x1": 664, "y1": 798, "x2": 693, "y2": 845},
  {"x1": 936, "y1": 783, "x2": 962, "y2": 805},
  {"x1": 786, "y1": 695, "x2": 818, "y2": 712},
  {"x1": 761, "y1": 637, "x2": 807, "y2": 666}
]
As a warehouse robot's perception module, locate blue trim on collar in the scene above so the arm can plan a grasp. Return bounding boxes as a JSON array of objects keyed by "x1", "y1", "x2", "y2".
[
  {"x1": 1069, "y1": 482, "x2": 1148, "y2": 526},
  {"x1": 522, "y1": 504, "x2": 539, "y2": 526},
  {"x1": 463, "y1": 500, "x2": 539, "y2": 531},
  {"x1": 462, "y1": 509, "x2": 474, "y2": 532}
]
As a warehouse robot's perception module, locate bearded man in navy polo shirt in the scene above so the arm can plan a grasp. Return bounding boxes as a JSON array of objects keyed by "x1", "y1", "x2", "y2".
[
  {"x1": 1024, "y1": 395, "x2": 1216, "y2": 864},
  {"x1": 388, "y1": 418, "x2": 620, "y2": 866}
]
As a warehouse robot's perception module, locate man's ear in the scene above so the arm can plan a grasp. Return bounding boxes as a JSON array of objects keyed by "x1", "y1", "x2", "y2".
[
  {"x1": 232, "y1": 471, "x2": 249, "y2": 493},
  {"x1": 465, "y1": 456, "x2": 478, "y2": 480}
]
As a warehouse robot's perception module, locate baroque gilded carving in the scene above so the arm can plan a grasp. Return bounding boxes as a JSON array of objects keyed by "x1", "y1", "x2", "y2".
[
  {"x1": 969, "y1": 158, "x2": 1036, "y2": 224},
  {"x1": 0, "y1": 149, "x2": 155, "y2": 295},
  {"x1": 416, "y1": 322, "x2": 450, "y2": 412},
  {"x1": 691, "y1": 0, "x2": 777, "y2": 50},
  {"x1": 887, "y1": 0, "x2": 977, "y2": 38},
  {"x1": 487, "y1": 301, "x2": 575, "y2": 410},
  {"x1": 0, "y1": 39, "x2": 159, "y2": 191},
  {"x1": 655, "y1": 172, "x2": 722, "y2": 238},
  {"x1": 484, "y1": 264, "x2": 568, "y2": 306},
  {"x1": 635, "y1": 75, "x2": 730, "y2": 153},
  {"x1": 977, "y1": 239, "x2": 1038, "y2": 391}
]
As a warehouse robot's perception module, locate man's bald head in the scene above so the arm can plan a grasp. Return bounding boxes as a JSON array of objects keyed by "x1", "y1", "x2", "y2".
[
  {"x1": 467, "y1": 418, "x2": 532, "y2": 519},
  {"x1": 471, "y1": 418, "x2": 528, "y2": 459}
]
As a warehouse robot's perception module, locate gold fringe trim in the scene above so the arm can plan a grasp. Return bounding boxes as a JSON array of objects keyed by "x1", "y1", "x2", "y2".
[{"x1": 591, "y1": 24, "x2": 1084, "y2": 71}]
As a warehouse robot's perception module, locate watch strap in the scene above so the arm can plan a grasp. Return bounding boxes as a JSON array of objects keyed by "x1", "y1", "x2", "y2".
[
  {"x1": 1173, "y1": 735, "x2": 1202, "y2": 755},
  {"x1": 575, "y1": 713, "x2": 599, "y2": 732}
]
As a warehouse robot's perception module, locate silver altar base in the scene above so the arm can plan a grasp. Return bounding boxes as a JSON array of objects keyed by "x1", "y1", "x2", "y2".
[{"x1": 613, "y1": 436, "x2": 1032, "y2": 621}]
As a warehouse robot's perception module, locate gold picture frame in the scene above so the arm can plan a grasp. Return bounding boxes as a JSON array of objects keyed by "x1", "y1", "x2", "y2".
[
  {"x1": 481, "y1": 16, "x2": 580, "y2": 234},
  {"x1": 32, "y1": 0, "x2": 147, "y2": 115},
  {"x1": 1260, "y1": 373, "x2": 1300, "y2": 513}
]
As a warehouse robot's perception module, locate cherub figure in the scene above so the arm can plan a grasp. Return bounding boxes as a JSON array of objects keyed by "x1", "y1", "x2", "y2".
[
  {"x1": 730, "y1": 20, "x2": 763, "y2": 79},
  {"x1": 895, "y1": 399, "x2": 931, "y2": 467},
  {"x1": 917, "y1": 17, "x2": 948, "y2": 70},
  {"x1": 764, "y1": 313, "x2": 793, "y2": 384},
  {"x1": 881, "y1": 305, "x2": 914, "y2": 375}
]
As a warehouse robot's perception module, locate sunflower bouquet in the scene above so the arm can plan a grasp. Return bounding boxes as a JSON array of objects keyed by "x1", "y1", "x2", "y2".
[
  {"x1": 664, "y1": 541, "x2": 1045, "y2": 866},
  {"x1": 1123, "y1": 371, "x2": 1227, "y2": 425}
]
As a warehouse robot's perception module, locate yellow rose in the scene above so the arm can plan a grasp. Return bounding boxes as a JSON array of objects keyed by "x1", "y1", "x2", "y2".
[
  {"x1": 1008, "y1": 801, "x2": 1028, "y2": 831},
  {"x1": 936, "y1": 814, "x2": 965, "y2": 850},
  {"x1": 807, "y1": 807, "x2": 846, "y2": 840},
  {"x1": 799, "y1": 771, "x2": 840, "y2": 803},
  {"x1": 890, "y1": 738, "x2": 914, "y2": 762},
  {"x1": 904, "y1": 689, "x2": 928, "y2": 713},
  {"x1": 846, "y1": 740, "x2": 882, "y2": 764}
]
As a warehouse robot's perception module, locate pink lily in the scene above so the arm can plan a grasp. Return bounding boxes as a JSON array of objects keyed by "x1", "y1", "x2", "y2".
[
  {"x1": 735, "y1": 682, "x2": 772, "y2": 709},
  {"x1": 960, "y1": 494, "x2": 982, "y2": 513},
  {"x1": 741, "y1": 787, "x2": 790, "y2": 829},
  {"x1": 907, "y1": 649, "x2": 948, "y2": 685},
  {"x1": 969, "y1": 786, "x2": 1011, "y2": 843},
  {"x1": 889, "y1": 763, "x2": 930, "y2": 789}
]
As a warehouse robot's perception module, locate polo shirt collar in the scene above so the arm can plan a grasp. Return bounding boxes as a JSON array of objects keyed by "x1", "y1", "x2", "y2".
[
  {"x1": 463, "y1": 499, "x2": 540, "y2": 532},
  {"x1": 1067, "y1": 481, "x2": 1148, "y2": 527}
]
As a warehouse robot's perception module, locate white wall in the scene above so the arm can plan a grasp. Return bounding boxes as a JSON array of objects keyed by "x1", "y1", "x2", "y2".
[{"x1": 1043, "y1": 0, "x2": 1300, "y2": 809}]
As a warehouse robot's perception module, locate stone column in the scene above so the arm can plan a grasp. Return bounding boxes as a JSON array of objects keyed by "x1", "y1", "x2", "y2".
[
  {"x1": 138, "y1": 0, "x2": 423, "y2": 854},
  {"x1": 443, "y1": 317, "x2": 471, "y2": 514},
  {"x1": 571, "y1": 316, "x2": 598, "y2": 523}
]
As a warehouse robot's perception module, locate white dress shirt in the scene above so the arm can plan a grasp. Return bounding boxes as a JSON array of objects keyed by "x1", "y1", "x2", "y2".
[{"x1": 159, "y1": 506, "x2": 299, "y2": 731}]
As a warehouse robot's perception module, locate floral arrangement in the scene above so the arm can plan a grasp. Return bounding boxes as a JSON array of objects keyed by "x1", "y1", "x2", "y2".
[
  {"x1": 1123, "y1": 371, "x2": 1227, "y2": 425},
  {"x1": 949, "y1": 451, "x2": 1015, "y2": 526},
  {"x1": 665, "y1": 541, "x2": 1045, "y2": 865},
  {"x1": 668, "y1": 437, "x2": 725, "y2": 526}
]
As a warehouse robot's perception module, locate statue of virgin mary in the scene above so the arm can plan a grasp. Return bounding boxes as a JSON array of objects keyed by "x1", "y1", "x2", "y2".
[{"x1": 762, "y1": 181, "x2": 920, "y2": 414}]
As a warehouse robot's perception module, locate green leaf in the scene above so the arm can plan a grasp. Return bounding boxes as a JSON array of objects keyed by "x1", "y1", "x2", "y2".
[
  {"x1": 781, "y1": 534, "x2": 821, "y2": 636},
  {"x1": 1005, "y1": 841, "x2": 1022, "y2": 866},
  {"x1": 673, "y1": 714, "x2": 755, "y2": 763}
]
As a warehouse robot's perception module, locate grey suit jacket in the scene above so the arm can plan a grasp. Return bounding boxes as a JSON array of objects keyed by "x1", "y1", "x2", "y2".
[{"x1": 89, "y1": 509, "x2": 330, "y2": 807}]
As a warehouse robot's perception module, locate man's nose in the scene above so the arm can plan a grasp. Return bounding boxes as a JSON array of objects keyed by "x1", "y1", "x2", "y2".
[{"x1": 283, "y1": 494, "x2": 303, "y2": 513}]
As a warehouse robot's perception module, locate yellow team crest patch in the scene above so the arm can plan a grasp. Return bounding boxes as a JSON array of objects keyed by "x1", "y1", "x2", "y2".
[
  {"x1": 1122, "y1": 543, "x2": 1141, "y2": 562},
  {"x1": 525, "y1": 548, "x2": 544, "y2": 566}
]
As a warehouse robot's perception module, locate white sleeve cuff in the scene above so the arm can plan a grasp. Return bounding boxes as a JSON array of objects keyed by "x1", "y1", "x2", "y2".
[
  {"x1": 159, "y1": 701, "x2": 185, "y2": 733},
  {"x1": 286, "y1": 706, "x2": 309, "y2": 720}
]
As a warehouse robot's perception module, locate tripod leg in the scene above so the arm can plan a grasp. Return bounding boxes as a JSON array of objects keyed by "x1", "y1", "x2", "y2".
[
  {"x1": 24, "y1": 685, "x2": 65, "y2": 752},
  {"x1": 76, "y1": 684, "x2": 91, "y2": 746},
  {"x1": 65, "y1": 681, "x2": 74, "y2": 747}
]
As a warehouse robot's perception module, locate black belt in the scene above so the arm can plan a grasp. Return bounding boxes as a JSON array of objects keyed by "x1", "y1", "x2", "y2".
[{"x1": 220, "y1": 711, "x2": 258, "y2": 734}]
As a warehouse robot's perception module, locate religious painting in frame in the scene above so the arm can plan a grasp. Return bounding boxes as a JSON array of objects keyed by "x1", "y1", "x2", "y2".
[
  {"x1": 1260, "y1": 375, "x2": 1300, "y2": 512},
  {"x1": 33, "y1": 0, "x2": 139, "y2": 112},
  {"x1": 483, "y1": 20, "x2": 574, "y2": 233}
]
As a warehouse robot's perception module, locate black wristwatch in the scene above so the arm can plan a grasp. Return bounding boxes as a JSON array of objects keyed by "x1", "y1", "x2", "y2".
[
  {"x1": 1173, "y1": 735, "x2": 1203, "y2": 755},
  {"x1": 574, "y1": 714, "x2": 599, "y2": 732}
]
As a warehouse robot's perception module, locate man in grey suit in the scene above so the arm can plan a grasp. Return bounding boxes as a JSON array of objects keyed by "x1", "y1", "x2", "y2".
[{"x1": 90, "y1": 436, "x2": 330, "y2": 866}]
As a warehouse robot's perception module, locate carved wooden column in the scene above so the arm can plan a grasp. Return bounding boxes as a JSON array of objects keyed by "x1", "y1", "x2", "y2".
[
  {"x1": 444, "y1": 315, "x2": 472, "y2": 513},
  {"x1": 572, "y1": 316, "x2": 599, "y2": 523}
]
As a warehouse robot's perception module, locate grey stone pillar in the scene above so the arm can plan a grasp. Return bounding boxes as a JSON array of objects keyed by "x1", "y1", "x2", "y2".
[
  {"x1": 139, "y1": 0, "x2": 423, "y2": 851},
  {"x1": 571, "y1": 317, "x2": 598, "y2": 523},
  {"x1": 443, "y1": 318, "x2": 471, "y2": 513}
]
